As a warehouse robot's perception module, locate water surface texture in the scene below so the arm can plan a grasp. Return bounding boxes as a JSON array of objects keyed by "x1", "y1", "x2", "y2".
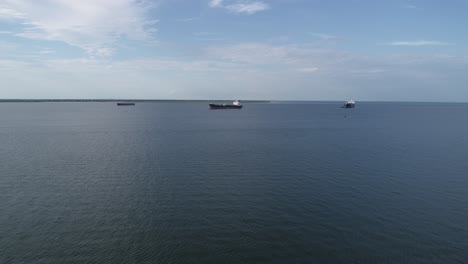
[{"x1": 1, "y1": 102, "x2": 467, "y2": 263}]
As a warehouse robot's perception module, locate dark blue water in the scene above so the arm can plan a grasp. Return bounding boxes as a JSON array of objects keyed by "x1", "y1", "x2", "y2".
[{"x1": 1, "y1": 102, "x2": 467, "y2": 263}]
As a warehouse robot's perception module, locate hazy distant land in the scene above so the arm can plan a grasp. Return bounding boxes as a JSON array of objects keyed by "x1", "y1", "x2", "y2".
[{"x1": 0, "y1": 99, "x2": 271, "y2": 103}]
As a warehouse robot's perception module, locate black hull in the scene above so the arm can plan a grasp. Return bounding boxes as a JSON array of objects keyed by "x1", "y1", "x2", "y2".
[
  {"x1": 341, "y1": 104, "x2": 355, "y2": 108},
  {"x1": 209, "y1": 104, "x2": 243, "y2": 109},
  {"x1": 117, "y1": 103, "x2": 135, "y2": 106}
]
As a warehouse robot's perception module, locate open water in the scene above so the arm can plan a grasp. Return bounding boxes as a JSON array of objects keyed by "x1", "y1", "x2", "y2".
[{"x1": 1, "y1": 102, "x2": 467, "y2": 263}]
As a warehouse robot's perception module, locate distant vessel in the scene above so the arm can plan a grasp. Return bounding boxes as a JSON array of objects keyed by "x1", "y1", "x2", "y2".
[
  {"x1": 117, "y1": 102, "x2": 135, "y2": 106},
  {"x1": 342, "y1": 100, "x2": 355, "y2": 108},
  {"x1": 209, "y1": 100, "x2": 243, "y2": 109}
]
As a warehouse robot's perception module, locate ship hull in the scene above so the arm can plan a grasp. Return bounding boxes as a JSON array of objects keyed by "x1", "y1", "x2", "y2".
[{"x1": 209, "y1": 104, "x2": 243, "y2": 109}]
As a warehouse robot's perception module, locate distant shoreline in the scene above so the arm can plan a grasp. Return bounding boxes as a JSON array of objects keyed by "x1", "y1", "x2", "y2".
[
  {"x1": 0, "y1": 99, "x2": 271, "y2": 103},
  {"x1": 0, "y1": 99, "x2": 467, "y2": 104}
]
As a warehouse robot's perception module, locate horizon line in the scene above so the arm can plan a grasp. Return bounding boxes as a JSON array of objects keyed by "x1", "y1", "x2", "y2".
[{"x1": 0, "y1": 99, "x2": 467, "y2": 104}]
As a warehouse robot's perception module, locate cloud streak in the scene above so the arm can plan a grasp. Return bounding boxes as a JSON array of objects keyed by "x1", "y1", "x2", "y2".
[
  {"x1": 387, "y1": 40, "x2": 452, "y2": 46},
  {"x1": 226, "y1": 1, "x2": 269, "y2": 14},
  {"x1": 298, "y1": 67, "x2": 319, "y2": 73},
  {"x1": 209, "y1": 0, "x2": 269, "y2": 15}
]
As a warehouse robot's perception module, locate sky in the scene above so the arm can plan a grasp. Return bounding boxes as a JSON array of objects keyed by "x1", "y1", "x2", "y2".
[{"x1": 0, "y1": 0, "x2": 467, "y2": 101}]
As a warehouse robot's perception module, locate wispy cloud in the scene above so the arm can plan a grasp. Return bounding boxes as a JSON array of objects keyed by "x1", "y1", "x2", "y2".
[
  {"x1": 225, "y1": 1, "x2": 269, "y2": 14},
  {"x1": 209, "y1": 0, "x2": 224, "y2": 8},
  {"x1": 1, "y1": 43, "x2": 468, "y2": 100},
  {"x1": 209, "y1": 0, "x2": 270, "y2": 15},
  {"x1": 193, "y1": 31, "x2": 226, "y2": 41},
  {"x1": 298, "y1": 67, "x2": 319, "y2": 73},
  {"x1": 310, "y1": 33, "x2": 337, "y2": 40},
  {"x1": 349, "y1": 68, "x2": 386, "y2": 75},
  {"x1": 403, "y1": 4, "x2": 417, "y2": 9},
  {"x1": 0, "y1": 0, "x2": 158, "y2": 56},
  {"x1": 0, "y1": 7, "x2": 25, "y2": 19},
  {"x1": 387, "y1": 40, "x2": 452, "y2": 46},
  {"x1": 205, "y1": 43, "x2": 348, "y2": 67},
  {"x1": 38, "y1": 49, "x2": 55, "y2": 55},
  {"x1": 206, "y1": 43, "x2": 300, "y2": 64},
  {"x1": 176, "y1": 17, "x2": 200, "y2": 22}
]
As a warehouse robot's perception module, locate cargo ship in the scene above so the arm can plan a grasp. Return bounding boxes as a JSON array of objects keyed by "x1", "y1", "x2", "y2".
[
  {"x1": 209, "y1": 100, "x2": 243, "y2": 109},
  {"x1": 341, "y1": 100, "x2": 355, "y2": 108},
  {"x1": 117, "y1": 102, "x2": 135, "y2": 106}
]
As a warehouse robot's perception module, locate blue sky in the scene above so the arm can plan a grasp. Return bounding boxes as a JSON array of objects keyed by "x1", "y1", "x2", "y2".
[{"x1": 0, "y1": 0, "x2": 467, "y2": 101}]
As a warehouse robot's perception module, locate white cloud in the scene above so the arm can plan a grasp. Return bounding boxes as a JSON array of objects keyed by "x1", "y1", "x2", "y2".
[
  {"x1": 0, "y1": 7, "x2": 24, "y2": 19},
  {"x1": 225, "y1": 1, "x2": 269, "y2": 14},
  {"x1": 387, "y1": 40, "x2": 451, "y2": 46},
  {"x1": 0, "y1": 0, "x2": 158, "y2": 56},
  {"x1": 209, "y1": 0, "x2": 224, "y2": 8},
  {"x1": 209, "y1": 0, "x2": 269, "y2": 15},
  {"x1": 298, "y1": 67, "x2": 319, "y2": 73}
]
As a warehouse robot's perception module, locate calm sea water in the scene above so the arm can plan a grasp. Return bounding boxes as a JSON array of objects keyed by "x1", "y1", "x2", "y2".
[{"x1": 1, "y1": 102, "x2": 467, "y2": 263}]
